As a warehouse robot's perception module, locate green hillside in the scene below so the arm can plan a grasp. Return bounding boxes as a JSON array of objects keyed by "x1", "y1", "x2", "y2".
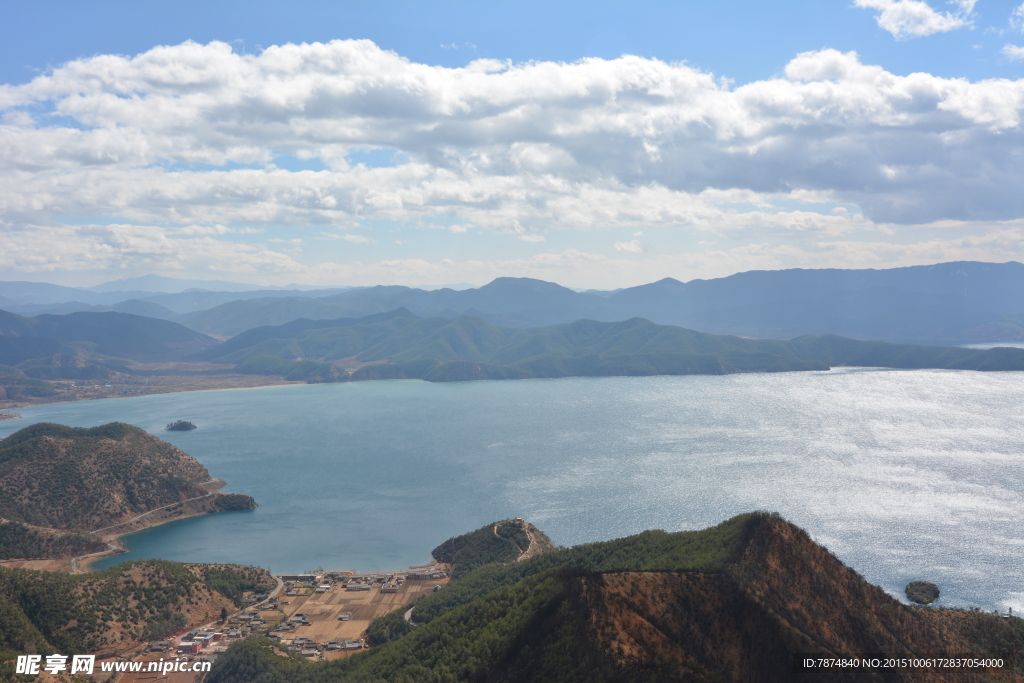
[
  {"x1": 207, "y1": 514, "x2": 1024, "y2": 683},
  {"x1": 0, "y1": 521, "x2": 105, "y2": 560},
  {"x1": 0, "y1": 560, "x2": 272, "y2": 664},
  {"x1": 0, "y1": 423, "x2": 255, "y2": 538},
  {"x1": 216, "y1": 310, "x2": 1024, "y2": 383},
  {"x1": 0, "y1": 423, "x2": 214, "y2": 531},
  {"x1": 431, "y1": 519, "x2": 533, "y2": 579},
  {"x1": 413, "y1": 515, "x2": 759, "y2": 627}
]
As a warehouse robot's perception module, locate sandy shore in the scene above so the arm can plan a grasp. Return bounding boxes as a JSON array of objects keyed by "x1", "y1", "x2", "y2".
[{"x1": 0, "y1": 371, "x2": 302, "y2": 411}]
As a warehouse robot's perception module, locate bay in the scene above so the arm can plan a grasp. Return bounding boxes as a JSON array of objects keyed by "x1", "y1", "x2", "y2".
[{"x1": 1, "y1": 368, "x2": 1021, "y2": 613}]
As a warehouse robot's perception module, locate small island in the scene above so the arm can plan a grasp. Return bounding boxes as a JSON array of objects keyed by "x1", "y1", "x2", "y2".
[
  {"x1": 166, "y1": 420, "x2": 197, "y2": 431},
  {"x1": 0, "y1": 412, "x2": 22, "y2": 421},
  {"x1": 905, "y1": 580, "x2": 940, "y2": 605}
]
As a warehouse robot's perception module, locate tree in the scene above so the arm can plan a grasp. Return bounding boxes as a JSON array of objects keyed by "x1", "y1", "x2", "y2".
[{"x1": 220, "y1": 607, "x2": 229, "y2": 623}]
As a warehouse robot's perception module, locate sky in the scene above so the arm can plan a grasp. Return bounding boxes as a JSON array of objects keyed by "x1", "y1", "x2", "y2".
[{"x1": 2, "y1": 0, "x2": 1024, "y2": 289}]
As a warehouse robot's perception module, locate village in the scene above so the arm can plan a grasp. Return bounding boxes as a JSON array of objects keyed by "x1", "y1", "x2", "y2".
[{"x1": 101, "y1": 564, "x2": 449, "y2": 683}]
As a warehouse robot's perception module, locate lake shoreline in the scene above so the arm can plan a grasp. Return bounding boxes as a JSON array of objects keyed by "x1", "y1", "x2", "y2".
[
  {"x1": 1, "y1": 479, "x2": 254, "y2": 574},
  {"x1": 0, "y1": 373, "x2": 303, "y2": 411},
  {"x1": 3, "y1": 371, "x2": 1021, "y2": 612}
]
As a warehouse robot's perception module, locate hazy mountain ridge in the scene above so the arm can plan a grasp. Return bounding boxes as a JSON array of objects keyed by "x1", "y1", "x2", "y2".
[
  {"x1": 208, "y1": 513, "x2": 1024, "y2": 683},
  {"x1": 0, "y1": 278, "x2": 354, "y2": 317},
  {"x1": 177, "y1": 261, "x2": 1024, "y2": 344},
  {"x1": 0, "y1": 309, "x2": 218, "y2": 367},
  {"x1": 209, "y1": 310, "x2": 1024, "y2": 384},
  {"x1": 4, "y1": 261, "x2": 1024, "y2": 344}
]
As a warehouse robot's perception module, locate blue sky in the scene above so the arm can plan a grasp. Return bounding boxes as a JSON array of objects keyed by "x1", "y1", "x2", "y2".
[{"x1": 2, "y1": 0, "x2": 1024, "y2": 288}]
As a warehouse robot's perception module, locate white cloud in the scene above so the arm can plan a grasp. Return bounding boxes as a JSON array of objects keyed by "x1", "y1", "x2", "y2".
[
  {"x1": 854, "y1": 0, "x2": 975, "y2": 39},
  {"x1": 0, "y1": 222, "x2": 304, "y2": 276},
  {"x1": 614, "y1": 239, "x2": 644, "y2": 253},
  {"x1": 2, "y1": 217, "x2": 1023, "y2": 289},
  {"x1": 1003, "y1": 44, "x2": 1024, "y2": 61},
  {"x1": 2, "y1": 40, "x2": 1024, "y2": 284},
  {"x1": 1, "y1": 41, "x2": 1021, "y2": 229},
  {"x1": 1011, "y1": 3, "x2": 1024, "y2": 31},
  {"x1": 318, "y1": 232, "x2": 375, "y2": 244}
]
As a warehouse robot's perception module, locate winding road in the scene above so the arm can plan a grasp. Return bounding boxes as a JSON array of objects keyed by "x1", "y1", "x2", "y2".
[
  {"x1": 88, "y1": 492, "x2": 218, "y2": 536},
  {"x1": 69, "y1": 481, "x2": 222, "y2": 573}
]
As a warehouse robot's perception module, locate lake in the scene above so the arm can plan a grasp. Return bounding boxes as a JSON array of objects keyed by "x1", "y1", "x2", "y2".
[{"x1": 1, "y1": 368, "x2": 1021, "y2": 613}]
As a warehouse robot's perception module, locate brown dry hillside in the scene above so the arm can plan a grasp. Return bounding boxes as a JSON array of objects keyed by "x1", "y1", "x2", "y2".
[
  {"x1": 0, "y1": 422, "x2": 216, "y2": 530},
  {"x1": 574, "y1": 516, "x2": 1024, "y2": 682},
  {"x1": 0, "y1": 560, "x2": 274, "y2": 660}
]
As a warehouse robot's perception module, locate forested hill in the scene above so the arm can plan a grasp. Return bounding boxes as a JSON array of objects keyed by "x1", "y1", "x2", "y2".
[
  {"x1": 0, "y1": 422, "x2": 245, "y2": 532},
  {"x1": 208, "y1": 309, "x2": 1024, "y2": 383},
  {"x1": 431, "y1": 518, "x2": 556, "y2": 579},
  {"x1": 208, "y1": 513, "x2": 1024, "y2": 683},
  {"x1": 0, "y1": 560, "x2": 273, "y2": 667}
]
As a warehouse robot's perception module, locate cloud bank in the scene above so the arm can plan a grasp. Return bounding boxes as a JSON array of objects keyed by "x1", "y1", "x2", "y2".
[
  {"x1": 854, "y1": 0, "x2": 976, "y2": 39},
  {"x1": 1, "y1": 40, "x2": 1023, "y2": 286}
]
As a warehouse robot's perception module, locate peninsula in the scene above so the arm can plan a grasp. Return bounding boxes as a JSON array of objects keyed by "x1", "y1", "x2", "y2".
[{"x1": 0, "y1": 422, "x2": 257, "y2": 572}]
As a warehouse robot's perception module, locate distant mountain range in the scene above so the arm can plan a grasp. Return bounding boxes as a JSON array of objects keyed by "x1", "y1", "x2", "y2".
[
  {"x1": 2, "y1": 293, "x2": 1023, "y2": 388},
  {"x1": 0, "y1": 277, "x2": 354, "y2": 318},
  {"x1": 206, "y1": 309, "x2": 1024, "y2": 383},
  {"x1": 85, "y1": 273, "x2": 328, "y2": 293},
  {"x1": 178, "y1": 261, "x2": 1024, "y2": 344},
  {"x1": 0, "y1": 309, "x2": 218, "y2": 366},
  {"x1": 3, "y1": 261, "x2": 1024, "y2": 350}
]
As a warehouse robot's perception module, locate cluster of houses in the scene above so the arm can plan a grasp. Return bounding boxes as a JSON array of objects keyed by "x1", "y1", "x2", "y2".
[
  {"x1": 285, "y1": 636, "x2": 365, "y2": 658},
  {"x1": 269, "y1": 612, "x2": 308, "y2": 636},
  {"x1": 280, "y1": 569, "x2": 447, "y2": 597},
  {"x1": 282, "y1": 573, "x2": 349, "y2": 596},
  {"x1": 408, "y1": 570, "x2": 448, "y2": 580},
  {"x1": 234, "y1": 606, "x2": 276, "y2": 627},
  {"x1": 172, "y1": 609, "x2": 271, "y2": 656},
  {"x1": 134, "y1": 565, "x2": 455, "y2": 669},
  {"x1": 176, "y1": 629, "x2": 226, "y2": 655},
  {"x1": 341, "y1": 569, "x2": 447, "y2": 593}
]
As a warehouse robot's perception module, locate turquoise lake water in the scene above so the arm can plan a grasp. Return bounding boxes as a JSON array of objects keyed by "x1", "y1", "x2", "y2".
[{"x1": 1, "y1": 369, "x2": 1021, "y2": 613}]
